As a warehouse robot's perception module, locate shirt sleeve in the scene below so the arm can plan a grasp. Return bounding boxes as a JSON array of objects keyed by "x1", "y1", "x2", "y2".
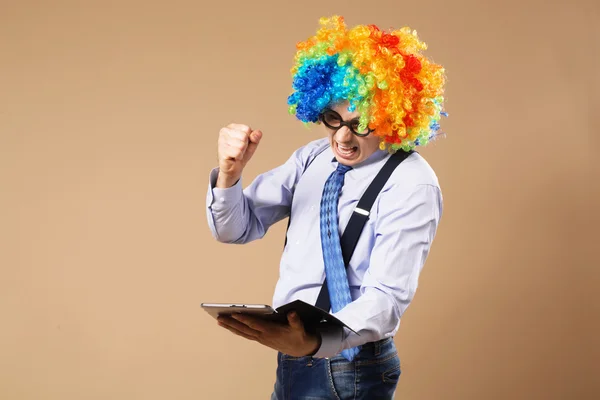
[
  {"x1": 311, "y1": 323, "x2": 344, "y2": 358},
  {"x1": 206, "y1": 140, "x2": 325, "y2": 244},
  {"x1": 330, "y1": 183, "x2": 443, "y2": 351}
]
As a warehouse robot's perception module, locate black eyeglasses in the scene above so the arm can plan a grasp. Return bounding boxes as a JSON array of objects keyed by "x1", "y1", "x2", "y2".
[{"x1": 319, "y1": 108, "x2": 375, "y2": 137}]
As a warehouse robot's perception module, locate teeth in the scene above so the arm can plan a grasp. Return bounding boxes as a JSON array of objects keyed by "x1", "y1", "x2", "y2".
[{"x1": 338, "y1": 144, "x2": 356, "y2": 156}]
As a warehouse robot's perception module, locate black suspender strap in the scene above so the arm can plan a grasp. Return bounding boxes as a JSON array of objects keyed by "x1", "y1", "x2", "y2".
[{"x1": 314, "y1": 150, "x2": 414, "y2": 312}]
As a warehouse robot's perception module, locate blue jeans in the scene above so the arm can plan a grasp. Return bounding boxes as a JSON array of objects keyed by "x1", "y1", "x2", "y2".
[{"x1": 270, "y1": 337, "x2": 400, "y2": 400}]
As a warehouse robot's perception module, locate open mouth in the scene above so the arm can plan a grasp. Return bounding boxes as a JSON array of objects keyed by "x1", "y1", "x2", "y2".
[{"x1": 337, "y1": 143, "x2": 358, "y2": 158}]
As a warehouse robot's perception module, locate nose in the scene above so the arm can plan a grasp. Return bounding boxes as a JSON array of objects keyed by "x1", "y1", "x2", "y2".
[{"x1": 335, "y1": 126, "x2": 354, "y2": 142}]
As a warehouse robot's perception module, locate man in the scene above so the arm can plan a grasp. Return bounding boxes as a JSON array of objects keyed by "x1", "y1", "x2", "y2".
[{"x1": 206, "y1": 16, "x2": 446, "y2": 399}]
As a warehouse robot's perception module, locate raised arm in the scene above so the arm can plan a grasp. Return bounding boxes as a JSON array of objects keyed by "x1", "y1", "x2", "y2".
[{"x1": 206, "y1": 124, "x2": 325, "y2": 244}]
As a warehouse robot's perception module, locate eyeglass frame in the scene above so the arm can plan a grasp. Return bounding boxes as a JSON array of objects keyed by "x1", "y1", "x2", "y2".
[{"x1": 318, "y1": 108, "x2": 375, "y2": 137}]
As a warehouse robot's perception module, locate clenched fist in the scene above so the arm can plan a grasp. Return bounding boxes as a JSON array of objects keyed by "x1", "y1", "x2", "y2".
[{"x1": 216, "y1": 123, "x2": 262, "y2": 188}]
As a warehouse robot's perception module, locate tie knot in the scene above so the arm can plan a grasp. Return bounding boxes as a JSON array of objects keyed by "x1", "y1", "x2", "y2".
[{"x1": 336, "y1": 163, "x2": 352, "y2": 174}]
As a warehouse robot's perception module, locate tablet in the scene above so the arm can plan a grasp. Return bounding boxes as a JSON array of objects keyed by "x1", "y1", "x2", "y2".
[
  {"x1": 201, "y1": 299, "x2": 358, "y2": 334},
  {"x1": 201, "y1": 303, "x2": 276, "y2": 319}
]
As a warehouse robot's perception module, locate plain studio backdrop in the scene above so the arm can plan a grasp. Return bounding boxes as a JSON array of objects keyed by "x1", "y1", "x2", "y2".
[{"x1": 0, "y1": 1, "x2": 598, "y2": 399}]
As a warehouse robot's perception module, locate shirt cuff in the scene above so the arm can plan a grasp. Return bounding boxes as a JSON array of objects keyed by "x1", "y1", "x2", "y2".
[
  {"x1": 207, "y1": 167, "x2": 243, "y2": 211},
  {"x1": 312, "y1": 323, "x2": 344, "y2": 358}
]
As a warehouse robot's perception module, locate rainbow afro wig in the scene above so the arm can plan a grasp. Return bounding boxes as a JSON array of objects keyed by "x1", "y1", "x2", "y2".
[{"x1": 287, "y1": 16, "x2": 447, "y2": 152}]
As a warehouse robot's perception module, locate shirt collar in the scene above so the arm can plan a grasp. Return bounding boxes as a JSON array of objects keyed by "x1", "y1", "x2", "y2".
[{"x1": 328, "y1": 148, "x2": 391, "y2": 180}]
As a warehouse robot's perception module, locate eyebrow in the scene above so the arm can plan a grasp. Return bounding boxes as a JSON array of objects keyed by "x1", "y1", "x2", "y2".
[{"x1": 328, "y1": 110, "x2": 361, "y2": 122}]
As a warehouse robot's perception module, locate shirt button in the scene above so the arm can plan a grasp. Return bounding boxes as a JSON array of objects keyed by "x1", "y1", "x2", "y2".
[{"x1": 219, "y1": 197, "x2": 225, "y2": 203}]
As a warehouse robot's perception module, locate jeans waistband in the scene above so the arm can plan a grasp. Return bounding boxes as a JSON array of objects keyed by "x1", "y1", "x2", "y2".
[
  {"x1": 358, "y1": 337, "x2": 394, "y2": 356},
  {"x1": 362, "y1": 337, "x2": 393, "y2": 348},
  {"x1": 280, "y1": 337, "x2": 395, "y2": 362}
]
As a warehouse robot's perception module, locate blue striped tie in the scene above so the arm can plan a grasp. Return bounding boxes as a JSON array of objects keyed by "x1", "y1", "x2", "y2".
[{"x1": 319, "y1": 163, "x2": 360, "y2": 361}]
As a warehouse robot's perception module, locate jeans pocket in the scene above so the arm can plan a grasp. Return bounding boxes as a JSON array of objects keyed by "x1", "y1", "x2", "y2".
[
  {"x1": 328, "y1": 358, "x2": 355, "y2": 400},
  {"x1": 382, "y1": 362, "x2": 401, "y2": 384}
]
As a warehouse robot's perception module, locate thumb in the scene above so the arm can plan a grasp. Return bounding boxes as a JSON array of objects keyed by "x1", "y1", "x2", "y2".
[
  {"x1": 287, "y1": 311, "x2": 304, "y2": 331},
  {"x1": 243, "y1": 129, "x2": 262, "y2": 161}
]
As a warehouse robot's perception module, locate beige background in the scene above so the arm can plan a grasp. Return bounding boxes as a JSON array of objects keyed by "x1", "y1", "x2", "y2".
[{"x1": 1, "y1": 1, "x2": 598, "y2": 399}]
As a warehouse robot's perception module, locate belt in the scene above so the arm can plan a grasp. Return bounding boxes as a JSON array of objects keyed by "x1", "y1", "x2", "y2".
[{"x1": 321, "y1": 337, "x2": 394, "y2": 360}]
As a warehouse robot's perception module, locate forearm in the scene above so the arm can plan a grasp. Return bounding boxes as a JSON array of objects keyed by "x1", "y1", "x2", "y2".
[
  {"x1": 206, "y1": 165, "x2": 294, "y2": 243},
  {"x1": 309, "y1": 289, "x2": 399, "y2": 358},
  {"x1": 206, "y1": 168, "x2": 260, "y2": 244},
  {"x1": 335, "y1": 288, "x2": 400, "y2": 349},
  {"x1": 317, "y1": 184, "x2": 442, "y2": 355},
  {"x1": 216, "y1": 170, "x2": 240, "y2": 189}
]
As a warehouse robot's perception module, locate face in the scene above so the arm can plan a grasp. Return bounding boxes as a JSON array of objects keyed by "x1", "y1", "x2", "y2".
[{"x1": 323, "y1": 101, "x2": 381, "y2": 166}]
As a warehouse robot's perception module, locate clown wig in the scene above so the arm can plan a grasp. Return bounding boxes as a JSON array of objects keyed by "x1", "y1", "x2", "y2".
[{"x1": 287, "y1": 16, "x2": 447, "y2": 152}]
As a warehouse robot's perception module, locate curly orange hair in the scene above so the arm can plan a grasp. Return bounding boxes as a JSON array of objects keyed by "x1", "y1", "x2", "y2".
[{"x1": 288, "y1": 16, "x2": 447, "y2": 151}]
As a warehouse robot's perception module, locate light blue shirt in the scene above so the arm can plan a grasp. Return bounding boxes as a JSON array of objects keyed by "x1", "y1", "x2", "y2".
[{"x1": 206, "y1": 138, "x2": 443, "y2": 358}]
